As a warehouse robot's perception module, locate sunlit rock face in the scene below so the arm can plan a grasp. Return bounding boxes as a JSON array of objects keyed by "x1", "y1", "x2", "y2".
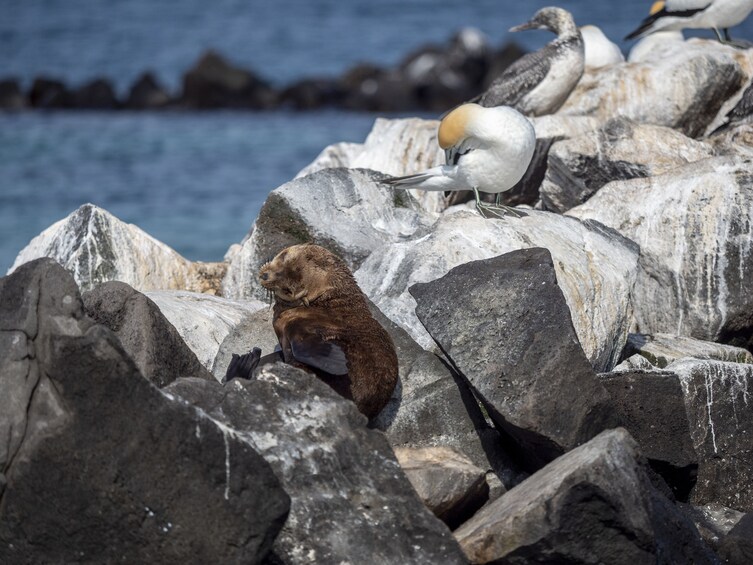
[
  {"x1": 569, "y1": 156, "x2": 753, "y2": 350},
  {"x1": 8, "y1": 204, "x2": 225, "y2": 295}
]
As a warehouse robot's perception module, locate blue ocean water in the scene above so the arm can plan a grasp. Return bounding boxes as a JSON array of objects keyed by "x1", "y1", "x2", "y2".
[{"x1": 3, "y1": 0, "x2": 753, "y2": 272}]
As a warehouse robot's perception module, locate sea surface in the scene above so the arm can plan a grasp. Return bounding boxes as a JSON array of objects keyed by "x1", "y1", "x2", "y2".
[{"x1": 3, "y1": 0, "x2": 753, "y2": 272}]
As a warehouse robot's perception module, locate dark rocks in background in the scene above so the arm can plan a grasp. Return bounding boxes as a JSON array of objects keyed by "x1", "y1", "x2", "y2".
[
  {"x1": 71, "y1": 78, "x2": 119, "y2": 109},
  {"x1": 29, "y1": 77, "x2": 73, "y2": 108},
  {"x1": 2, "y1": 34, "x2": 527, "y2": 112},
  {"x1": 0, "y1": 79, "x2": 25, "y2": 109},
  {"x1": 410, "y1": 247, "x2": 620, "y2": 471},
  {"x1": 454, "y1": 429, "x2": 715, "y2": 564},
  {"x1": 339, "y1": 64, "x2": 417, "y2": 112},
  {"x1": 83, "y1": 281, "x2": 214, "y2": 387},
  {"x1": 125, "y1": 72, "x2": 171, "y2": 109},
  {"x1": 279, "y1": 77, "x2": 345, "y2": 110},
  {"x1": 166, "y1": 366, "x2": 468, "y2": 564},
  {"x1": 181, "y1": 49, "x2": 277, "y2": 109},
  {"x1": 0, "y1": 259, "x2": 290, "y2": 563},
  {"x1": 599, "y1": 370, "x2": 698, "y2": 500}
]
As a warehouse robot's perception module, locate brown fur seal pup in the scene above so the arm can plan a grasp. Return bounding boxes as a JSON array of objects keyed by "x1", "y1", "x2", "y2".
[{"x1": 228, "y1": 244, "x2": 398, "y2": 420}]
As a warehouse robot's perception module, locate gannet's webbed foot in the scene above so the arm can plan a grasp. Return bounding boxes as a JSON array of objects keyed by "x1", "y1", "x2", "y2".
[
  {"x1": 225, "y1": 347, "x2": 262, "y2": 383},
  {"x1": 725, "y1": 38, "x2": 753, "y2": 49},
  {"x1": 475, "y1": 201, "x2": 527, "y2": 219}
]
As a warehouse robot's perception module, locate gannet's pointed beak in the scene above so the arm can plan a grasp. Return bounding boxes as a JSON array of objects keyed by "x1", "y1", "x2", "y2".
[{"x1": 509, "y1": 20, "x2": 539, "y2": 33}]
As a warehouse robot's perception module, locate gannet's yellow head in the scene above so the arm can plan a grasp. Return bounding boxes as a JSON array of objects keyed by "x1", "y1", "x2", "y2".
[
  {"x1": 438, "y1": 104, "x2": 482, "y2": 149},
  {"x1": 650, "y1": 1, "x2": 665, "y2": 15}
]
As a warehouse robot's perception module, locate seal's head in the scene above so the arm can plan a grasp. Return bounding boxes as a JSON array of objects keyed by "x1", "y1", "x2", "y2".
[{"x1": 259, "y1": 244, "x2": 356, "y2": 306}]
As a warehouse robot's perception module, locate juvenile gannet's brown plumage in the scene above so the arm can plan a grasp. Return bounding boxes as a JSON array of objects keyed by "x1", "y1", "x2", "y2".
[
  {"x1": 249, "y1": 244, "x2": 398, "y2": 420},
  {"x1": 475, "y1": 7, "x2": 584, "y2": 116}
]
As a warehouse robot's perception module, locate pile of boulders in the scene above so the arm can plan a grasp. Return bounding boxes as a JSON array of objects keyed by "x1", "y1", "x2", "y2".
[
  {"x1": 0, "y1": 32, "x2": 524, "y2": 112},
  {"x1": 4, "y1": 36, "x2": 753, "y2": 563}
]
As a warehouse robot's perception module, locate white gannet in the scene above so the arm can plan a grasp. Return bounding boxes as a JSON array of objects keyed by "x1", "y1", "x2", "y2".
[
  {"x1": 625, "y1": 0, "x2": 753, "y2": 43},
  {"x1": 475, "y1": 7, "x2": 584, "y2": 117},
  {"x1": 580, "y1": 25, "x2": 625, "y2": 69},
  {"x1": 383, "y1": 103, "x2": 536, "y2": 218}
]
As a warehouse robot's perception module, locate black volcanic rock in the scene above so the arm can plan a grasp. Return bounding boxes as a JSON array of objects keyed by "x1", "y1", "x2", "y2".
[
  {"x1": 83, "y1": 281, "x2": 215, "y2": 387},
  {"x1": 166, "y1": 365, "x2": 467, "y2": 564},
  {"x1": 181, "y1": 50, "x2": 277, "y2": 109},
  {"x1": 0, "y1": 259, "x2": 289, "y2": 563},
  {"x1": 29, "y1": 77, "x2": 73, "y2": 108},
  {"x1": 454, "y1": 429, "x2": 715, "y2": 564},
  {"x1": 125, "y1": 72, "x2": 171, "y2": 109},
  {"x1": 0, "y1": 79, "x2": 25, "y2": 109},
  {"x1": 279, "y1": 77, "x2": 344, "y2": 110},
  {"x1": 410, "y1": 247, "x2": 620, "y2": 470},
  {"x1": 339, "y1": 64, "x2": 417, "y2": 112},
  {"x1": 599, "y1": 370, "x2": 698, "y2": 500},
  {"x1": 71, "y1": 78, "x2": 119, "y2": 109}
]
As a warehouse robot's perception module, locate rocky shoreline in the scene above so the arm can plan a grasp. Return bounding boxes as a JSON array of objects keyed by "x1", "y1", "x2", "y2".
[
  {"x1": 0, "y1": 31, "x2": 524, "y2": 113},
  {"x1": 3, "y1": 36, "x2": 753, "y2": 563}
]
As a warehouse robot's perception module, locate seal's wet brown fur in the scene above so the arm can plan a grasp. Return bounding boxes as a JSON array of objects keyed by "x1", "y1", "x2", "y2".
[{"x1": 259, "y1": 244, "x2": 398, "y2": 419}]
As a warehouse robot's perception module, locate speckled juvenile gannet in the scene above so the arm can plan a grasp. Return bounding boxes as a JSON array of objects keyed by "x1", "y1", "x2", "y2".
[
  {"x1": 625, "y1": 0, "x2": 753, "y2": 43},
  {"x1": 383, "y1": 103, "x2": 535, "y2": 219},
  {"x1": 580, "y1": 25, "x2": 625, "y2": 69},
  {"x1": 475, "y1": 7, "x2": 584, "y2": 116}
]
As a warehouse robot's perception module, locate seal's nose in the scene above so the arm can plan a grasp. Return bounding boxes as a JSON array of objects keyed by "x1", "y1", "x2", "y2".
[{"x1": 260, "y1": 272, "x2": 269, "y2": 281}]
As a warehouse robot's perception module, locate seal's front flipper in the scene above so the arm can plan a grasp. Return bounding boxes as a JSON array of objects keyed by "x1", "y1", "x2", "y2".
[{"x1": 225, "y1": 347, "x2": 262, "y2": 382}]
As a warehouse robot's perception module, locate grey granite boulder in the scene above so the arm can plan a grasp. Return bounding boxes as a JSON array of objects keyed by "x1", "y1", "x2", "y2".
[
  {"x1": 668, "y1": 359, "x2": 753, "y2": 511},
  {"x1": 357, "y1": 210, "x2": 639, "y2": 372},
  {"x1": 624, "y1": 332, "x2": 753, "y2": 368},
  {"x1": 0, "y1": 259, "x2": 289, "y2": 563},
  {"x1": 222, "y1": 168, "x2": 433, "y2": 301},
  {"x1": 411, "y1": 248, "x2": 620, "y2": 468},
  {"x1": 559, "y1": 39, "x2": 748, "y2": 137},
  {"x1": 454, "y1": 429, "x2": 714, "y2": 564},
  {"x1": 166, "y1": 365, "x2": 467, "y2": 564},
  {"x1": 83, "y1": 281, "x2": 213, "y2": 387},
  {"x1": 541, "y1": 118, "x2": 714, "y2": 213},
  {"x1": 599, "y1": 370, "x2": 697, "y2": 499},
  {"x1": 393, "y1": 446, "x2": 489, "y2": 530},
  {"x1": 369, "y1": 301, "x2": 525, "y2": 489},
  {"x1": 8, "y1": 203, "x2": 226, "y2": 294},
  {"x1": 145, "y1": 290, "x2": 266, "y2": 374},
  {"x1": 210, "y1": 305, "x2": 278, "y2": 380},
  {"x1": 569, "y1": 156, "x2": 753, "y2": 350},
  {"x1": 296, "y1": 117, "x2": 446, "y2": 215}
]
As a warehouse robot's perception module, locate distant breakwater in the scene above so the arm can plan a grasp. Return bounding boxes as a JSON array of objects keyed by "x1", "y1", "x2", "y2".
[{"x1": 0, "y1": 30, "x2": 523, "y2": 113}]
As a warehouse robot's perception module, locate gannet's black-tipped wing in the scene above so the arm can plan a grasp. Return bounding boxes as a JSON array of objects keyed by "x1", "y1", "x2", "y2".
[
  {"x1": 625, "y1": 3, "x2": 710, "y2": 40},
  {"x1": 445, "y1": 136, "x2": 481, "y2": 166},
  {"x1": 287, "y1": 324, "x2": 349, "y2": 376},
  {"x1": 479, "y1": 43, "x2": 558, "y2": 108}
]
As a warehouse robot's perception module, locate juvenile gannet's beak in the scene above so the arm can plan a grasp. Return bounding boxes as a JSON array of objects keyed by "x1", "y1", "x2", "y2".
[{"x1": 509, "y1": 20, "x2": 539, "y2": 33}]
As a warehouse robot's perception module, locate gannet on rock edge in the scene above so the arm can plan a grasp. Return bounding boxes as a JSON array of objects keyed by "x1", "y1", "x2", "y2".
[
  {"x1": 580, "y1": 25, "x2": 625, "y2": 69},
  {"x1": 625, "y1": 0, "x2": 753, "y2": 43},
  {"x1": 383, "y1": 103, "x2": 536, "y2": 219},
  {"x1": 475, "y1": 7, "x2": 585, "y2": 117}
]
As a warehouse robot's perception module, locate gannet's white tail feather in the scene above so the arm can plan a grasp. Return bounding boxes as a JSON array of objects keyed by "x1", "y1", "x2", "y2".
[{"x1": 383, "y1": 166, "x2": 461, "y2": 192}]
